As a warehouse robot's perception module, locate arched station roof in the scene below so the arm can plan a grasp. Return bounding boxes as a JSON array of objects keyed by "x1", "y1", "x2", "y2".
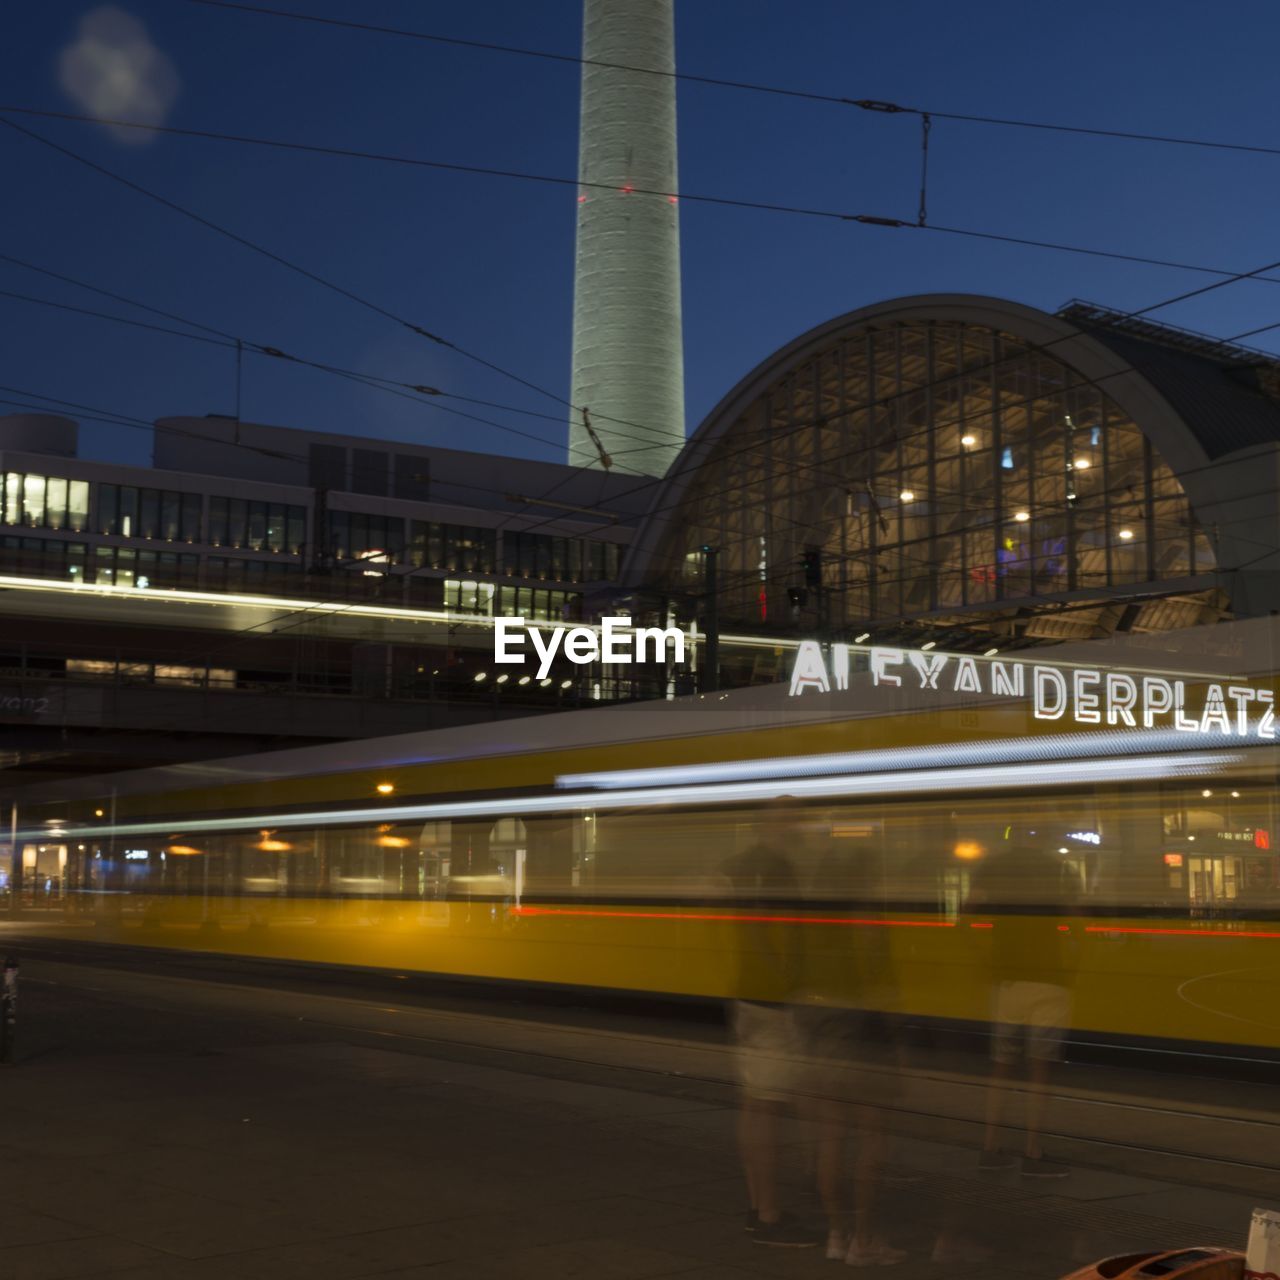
[{"x1": 626, "y1": 295, "x2": 1280, "y2": 648}]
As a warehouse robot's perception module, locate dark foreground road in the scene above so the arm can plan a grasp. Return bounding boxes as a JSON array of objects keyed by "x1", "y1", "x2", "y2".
[{"x1": 0, "y1": 936, "x2": 1273, "y2": 1279}]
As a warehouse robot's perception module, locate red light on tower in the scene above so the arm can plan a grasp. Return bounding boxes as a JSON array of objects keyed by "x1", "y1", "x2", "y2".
[
  {"x1": 667, "y1": 195, "x2": 678, "y2": 204},
  {"x1": 577, "y1": 194, "x2": 587, "y2": 204},
  {"x1": 620, "y1": 184, "x2": 634, "y2": 194}
]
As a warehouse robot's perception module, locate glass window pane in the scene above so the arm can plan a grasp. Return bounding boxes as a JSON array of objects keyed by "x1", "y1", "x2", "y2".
[
  {"x1": 266, "y1": 504, "x2": 285, "y2": 553},
  {"x1": 180, "y1": 492, "x2": 201, "y2": 542},
  {"x1": 287, "y1": 507, "x2": 304, "y2": 555},
  {"x1": 161, "y1": 491, "x2": 180, "y2": 541},
  {"x1": 4, "y1": 474, "x2": 21, "y2": 526},
  {"x1": 118, "y1": 487, "x2": 138, "y2": 537},
  {"x1": 45, "y1": 477, "x2": 68, "y2": 530},
  {"x1": 97, "y1": 483, "x2": 117, "y2": 535},
  {"x1": 139, "y1": 488, "x2": 159, "y2": 539},
  {"x1": 22, "y1": 474, "x2": 45, "y2": 528},
  {"x1": 68, "y1": 481, "x2": 89, "y2": 532},
  {"x1": 209, "y1": 496, "x2": 228, "y2": 546},
  {"x1": 228, "y1": 498, "x2": 247, "y2": 547}
]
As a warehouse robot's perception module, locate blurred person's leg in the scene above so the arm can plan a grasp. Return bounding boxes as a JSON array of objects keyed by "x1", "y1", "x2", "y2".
[
  {"x1": 1020, "y1": 984, "x2": 1071, "y2": 1176},
  {"x1": 981, "y1": 983, "x2": 1022, "y2": 1166}
]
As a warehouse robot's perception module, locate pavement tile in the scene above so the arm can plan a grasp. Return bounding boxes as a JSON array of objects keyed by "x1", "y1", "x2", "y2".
[
  {"x1": 0, "y1": 1235, "x2": 167, "y2": 1280},
  {"x1": 1095, "y1": 1187, "x2": 1260, "y2": 1236}
]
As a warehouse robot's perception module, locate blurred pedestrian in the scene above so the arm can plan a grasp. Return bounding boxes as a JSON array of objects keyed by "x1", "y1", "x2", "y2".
[
  {"x1": 722, "y1": 804, "x2": 815, "y2": 1248},
  {"x1": 968, "y1": 830, "x2": 1077, "y2": 1177},
  {"x1": 1, "y1": 954, "x2": 18, "y2": 1065}
]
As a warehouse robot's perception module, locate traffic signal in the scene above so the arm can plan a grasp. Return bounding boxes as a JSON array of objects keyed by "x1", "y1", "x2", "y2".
[{"x1": 802, "y1": 545, "x2": 822, "y2": 589}]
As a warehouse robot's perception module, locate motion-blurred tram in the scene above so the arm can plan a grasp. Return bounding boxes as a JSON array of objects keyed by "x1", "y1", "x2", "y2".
[{"x1": 8, "y1": 649, "x2": 1280, "y2": 1057}]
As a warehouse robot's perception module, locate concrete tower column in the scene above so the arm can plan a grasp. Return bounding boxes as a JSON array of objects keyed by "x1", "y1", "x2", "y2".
[{"x1": 568, "y1": 0, "x2": 685, "y2": 478}]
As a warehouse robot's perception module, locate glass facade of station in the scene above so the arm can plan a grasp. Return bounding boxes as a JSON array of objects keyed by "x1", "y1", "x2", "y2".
[{"x1": 654, "y1": 322, "x2": 1222, "y2": 638}]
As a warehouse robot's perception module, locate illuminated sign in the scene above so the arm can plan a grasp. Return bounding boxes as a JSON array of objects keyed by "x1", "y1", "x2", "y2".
[
  {"x1": 1164, "y1": 853, "x2": 1184, "y2": 867},
  {"x1": 1066, "y1": 831, "x2": 1101, "y2": 845},
  {"x1": 788, "y1": 642, "x2": 1276, "y2": 739},
  {"x1": 494, "y1": 617, "x2": 685, "y2": 679}
]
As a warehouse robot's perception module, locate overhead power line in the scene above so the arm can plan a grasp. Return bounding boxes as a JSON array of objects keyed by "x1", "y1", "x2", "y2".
[
  {"x1": 7, "y1": 106, "x2": 1280, "y2": 291},
  {"x1": 184, "y1": 0, "x2": 1280, "y2": 162},
  {"x1": 0, "y1": 115, "x2": 696, "y2": 449},
  {"x1": 0, "y1": 116, "x2": 591, "y2": 427}
]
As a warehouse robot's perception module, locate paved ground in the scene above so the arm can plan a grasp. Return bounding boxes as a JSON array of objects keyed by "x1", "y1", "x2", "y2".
[{"x1": 0, "y1": 946, "x2": 1272, "y2": 1280}]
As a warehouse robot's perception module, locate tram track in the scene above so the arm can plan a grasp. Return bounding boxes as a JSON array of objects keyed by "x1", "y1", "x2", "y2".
[{"x1": 15, "y1": 942, "x2": 1280, "y2": 1199}]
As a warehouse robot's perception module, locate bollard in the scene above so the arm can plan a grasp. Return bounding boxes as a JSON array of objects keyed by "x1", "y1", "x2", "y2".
[
  {"x1": 0, "y1": 955, "x2": 17, "y2": 1065},
  {"x1": 1245, "y1": 1209, "x2": 1280, "y2": 1280}
]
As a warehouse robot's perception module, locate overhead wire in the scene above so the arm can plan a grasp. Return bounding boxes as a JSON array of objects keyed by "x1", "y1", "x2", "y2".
[
  {"x1": 183, "y1": 0, "x2": 1280, "y2": 162},
  {"x1": 7, "y1": 106, "x2": 1280, "y2": 293}
]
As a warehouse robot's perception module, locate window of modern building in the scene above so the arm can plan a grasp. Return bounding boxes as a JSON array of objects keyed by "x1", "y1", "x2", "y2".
[
  {"x1": 90, "y1": 545, "x2": 200, "y2": 588},
  {"x1": 208, "y1": 496, "x2": 306, "y2": 553},
  {"x1": 442, "y1": 579, "x2": 496, "y2": 615},
  {"x1": 1, "y1": 472, "x2": 90, "y2": 532},
  {"x1": 495, "y1": 585, "x2": 583, "y2": 622},
  {"x1": 327, "y1": 511, "x2": 405, "y2": 564},
  {"x1": 205, "y1": 557, "x2": 305, "y2": 594},
  {"x1": 502, "y1": 530, "x2": 618, "y2": 582},
  {"x1": 407, "y1": 521, "x2": 495, "y2": 574},
  {"x1": 98, "y1": 484, "x2": 206, "y2": 543},
  {"x1": 0, "y1": 535, "x2": 87, "y2": 581}
]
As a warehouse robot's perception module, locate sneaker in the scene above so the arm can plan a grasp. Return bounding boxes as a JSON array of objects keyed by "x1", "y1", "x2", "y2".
[
  {"x1": 744, "y1": 1208, "x2": 758, "y2": 1232},
  {"x1": 1020, "y1": 1155, "x2": 1070, "y2": 1179},
  {"x1": 846, "y1": 1240, "x2": 907, "y2": 1267},
  {"x1": 752, "y1": 1215, "x2": 818, "y2": 1248},
  {"x1": 978, "y1": 1149, "x2": 1016, "y2": 1171},
  {"x1": 827, "y1": 1229, "x2": 850, "y2": 1260}
]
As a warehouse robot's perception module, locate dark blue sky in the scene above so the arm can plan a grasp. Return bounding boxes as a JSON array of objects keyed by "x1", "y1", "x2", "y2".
[{"x1": 6, "y1": 1, "x2": 1280, "y2": 469}]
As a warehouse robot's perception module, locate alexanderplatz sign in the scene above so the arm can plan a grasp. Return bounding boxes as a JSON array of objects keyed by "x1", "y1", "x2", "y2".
[{"x1": 788, "y1": 642, "x2": 1277, "y2": 739}]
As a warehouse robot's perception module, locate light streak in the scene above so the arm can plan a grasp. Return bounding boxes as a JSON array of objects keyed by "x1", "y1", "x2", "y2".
[
  {"x1": 34, "y1": 750, "x2": 1242, "y2": 843},
  {"x1": 557, "y1": 730, "x2": 1252, "y2": 791}
]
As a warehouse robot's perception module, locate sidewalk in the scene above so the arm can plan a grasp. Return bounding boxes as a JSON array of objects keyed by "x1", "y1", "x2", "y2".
[{"x1": 0, "y1": 956, "x2": 1265, "y2": 1280}]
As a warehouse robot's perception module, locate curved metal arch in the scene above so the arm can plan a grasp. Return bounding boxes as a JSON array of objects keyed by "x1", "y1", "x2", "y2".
[{"x1": 625, "y1": 294, "x2": 1212, "y2": 584}]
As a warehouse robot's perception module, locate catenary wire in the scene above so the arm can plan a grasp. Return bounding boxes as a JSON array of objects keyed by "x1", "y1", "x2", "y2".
[
  {"x1": 8, "y1": 106, "x2": 1280, "y2": 293},
  {"x1": 182, "y1": 0, "x2": 1280, "y2": 162}
]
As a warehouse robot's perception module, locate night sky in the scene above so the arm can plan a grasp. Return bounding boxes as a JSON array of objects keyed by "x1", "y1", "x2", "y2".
[{"x1": 6, "y1": 1, "x2": 1280, "y2": 470}]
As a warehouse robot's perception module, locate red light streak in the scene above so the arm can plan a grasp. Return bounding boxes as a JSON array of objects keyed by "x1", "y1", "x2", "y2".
[
  {"x1": 969, "y1": 921, "x2": 994, "y2": 929},
  {"x1": 511, "y1": 905, "x2": 954, "y2": 928}
]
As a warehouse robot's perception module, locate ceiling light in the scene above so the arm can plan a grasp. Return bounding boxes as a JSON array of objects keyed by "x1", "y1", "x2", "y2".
[
  {"x1": 1073, "y1": 456, "x2": 1091, "y2": 470},
  {"x1": 376, "y1": 783, "x2": 395, "y2": 796},
  {"x1": 1014, "y1": 510, "x2": 1030, "y2": 523},
  {"x1": 474, "y1": 672, "x2": 487, "y2": 682},
  {"x1": 1118, "y1": 528, "x2": 1135, "y2": 540},
  {"x1": 960, "y1": 434, "x2": 976, "y2": 447},
  {"x1": 1202, "y1": 789, "x2": 1212, "y2": 798},
  {"x1": 518, "y1": 675, "x2": 531, "y2": 686},
  {"x1": 920, "y1": 641, "x2": 936, "y2": 651},
  {"x1": 899, "y1": 489, "x2": 915, "y2": 502},
  {"x1": 496, "y1": 673, "x2": 509, "y2": 684},
  {"x1": 855, "y1": 632, "x2": 870, "y2": 643},
  {"x1": 539, "y1": 678, "x2": 552, "y2": 687},
  {"x1": 560, "y1": 679, "x2": 572, "y2": 689},
  {"x1": 984, "y1": 648, "x2": 999, "y2": 657}
]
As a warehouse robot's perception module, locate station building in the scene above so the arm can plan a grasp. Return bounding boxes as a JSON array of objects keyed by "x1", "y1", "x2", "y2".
[{"x1": 4, "y1": 293, "x2": 1280, "y2": 784}]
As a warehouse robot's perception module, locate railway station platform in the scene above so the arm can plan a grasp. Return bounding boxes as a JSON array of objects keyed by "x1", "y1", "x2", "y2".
[{"x1": 0, "y1": 940, "x2": 1272, "y2": 1280}]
